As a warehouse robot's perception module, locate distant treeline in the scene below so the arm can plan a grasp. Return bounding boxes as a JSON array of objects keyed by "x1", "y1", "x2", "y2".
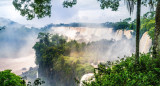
[
  {"x1": 42, "y1": 18, "x2": 131, "y2": 31},
  {"x1": 42, "y1": 11, "x2": 155, "y2": 40}
]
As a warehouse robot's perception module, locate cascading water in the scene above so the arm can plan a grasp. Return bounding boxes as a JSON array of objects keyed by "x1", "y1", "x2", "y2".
[
  {"x1": 140, "y1": 32, "x2": 152, "y2": 53},
  {"x1": 0, "y1": 26, "x2": 153, "y2": 86},
  {"x1": 80, "y1": 73, "x2": 94, "y2": 86},
  {"x1": 51, "y1": 27, "x2": 134, "y2": 42},
  {"x1": 36, "y1": 71, "x2": 38, "y2": 78},
  {"x1": 79, "y1": 30, "x2": 152, "y2": 86}
]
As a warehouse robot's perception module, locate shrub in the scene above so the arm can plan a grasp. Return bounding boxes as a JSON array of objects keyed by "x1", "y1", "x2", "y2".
[{"x1": 84, "y1": 53, "x2": 160, "y2": 86}]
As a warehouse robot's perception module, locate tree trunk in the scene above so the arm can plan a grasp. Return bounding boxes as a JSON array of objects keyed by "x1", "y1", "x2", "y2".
[
  {"x1": 136, "y1": 0, "x2": 141, "y2": 63},
  {"x1": 153, "y1": 0, "x2": 160, "y2": 58}
]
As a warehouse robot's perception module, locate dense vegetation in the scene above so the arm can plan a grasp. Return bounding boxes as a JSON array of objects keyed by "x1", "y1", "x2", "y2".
[
  {"x1": 0, "y1": 0, "x2": 159, "y2": 85},
  {"x1": 83, "y1": 53, "x2": 160, "y2": 86},
  {"x1": 33, "y1": 33, "x2": 93, "y2": 86},
  {"x1": 0, "y1": 11, "x2": 156, "y2": 85},
  {"x1": 32, "y1": 31, "x2": 136, "y2": 86},
  {"x1": 0, "y1": 70, "x2": 45, "y2": 86},
  {"x1": 42, "y1": 18, "x2": 131, "y2": 31},
  {"x1": 0, "y1": 70, "x2": 25, "y2": 86},
  {"x1": 103, "y1": 18, "x2": 131, "y2": 31},
  {"x1": 130, "y1": 11, "x2": 155, "y2": 39},
  {"x1": 81, "y1": 12, "x2": 158, "y2": 85},
  {"x1": 12, "y1": 0, "x2": 160, "y2": 64}
]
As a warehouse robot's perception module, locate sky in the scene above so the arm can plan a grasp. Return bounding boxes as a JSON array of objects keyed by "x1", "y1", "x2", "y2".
[{"x1": 0, "y1": 0, "x2": 150, "y2": 28}]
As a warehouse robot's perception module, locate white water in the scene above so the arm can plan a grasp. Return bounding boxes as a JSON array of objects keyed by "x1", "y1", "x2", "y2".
[
  {"x1": 79, "y1": 30, "x2": 152, "y2": 86},
  {"x1": 37, "y1": 71, "x2": 38, "y2": 78},
  {"x1": 51, "y1": 27, "x2": 133, "y2": 42},
  {"x1": 140, "y1": 32, "x2": 152, "y2": 53},
  {"x1": 0, "y1": 27, "x2": 153, "y2": 86},
  {"x1": 80, "y1": 73, "x2": 94, "y2": 86}
]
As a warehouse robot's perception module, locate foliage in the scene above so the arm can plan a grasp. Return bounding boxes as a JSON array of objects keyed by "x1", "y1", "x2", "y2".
[
  {"x1": 12, "y1": 0, "x2": 51, "y2": 20},
  {"x1": 0, "y1": 70, "x2": 26, "y2": 86},
  {"x1": 141, "y1": 11, "x2": 155, "y2": 39},
  {"x1": 12, "y1": 0, "x2": 135, "y2": 20},
  {"x1": 12, "y1": 0, "x2": 121, "y2": 20},
  {"x1": 97, "y1": 0, "x2": 120, "y2": 11},
  {"x1": 83, "y1": 53, "x2": 160, "y2": 86},
  {"x1": 27, "y1": 78, "x2": 45, "y2": 86},
  {"x1": 130, "y1": 11, "x2": 155, "y2": 39},
  {"x1": 0, "y1": 70, "x2": 45, "y2": 86},
  {"x1": 63, "y1": 0, "x2": 77, "y2": 8},
  {"x1": 33, "y1": 33, "x2": 93, "y2": 86},
  {"x1": 12, "y1": 0, "x2": 156, "y2": 20},
  {"x1": 103, "y1": 19, "x2": 131, "y2": 31}
]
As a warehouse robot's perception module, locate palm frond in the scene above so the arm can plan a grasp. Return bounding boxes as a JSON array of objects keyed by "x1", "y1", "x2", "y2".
[{"x1": 124, "y1": 0, "x2": 136, "y2": 15}]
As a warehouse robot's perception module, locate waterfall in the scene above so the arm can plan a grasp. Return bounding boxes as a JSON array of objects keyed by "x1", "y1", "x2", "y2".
[
  {"x1": 140, "y1": 32, "x2": 152, "y2": 53},
  {"x1": 123, "y1": 30, "x2": 134, "y2": 39},
  {"x1": 51, "y1": 27, "x2": 114, "y2": 42},
  {"x1": 51, "y1": 27, "x2": 135, "y2": 43},
  {"x1": 115, "y1": 30, "x2": 133, "y2": 40},
  {"x1": 36, "y1": 71, "x2": 38, "y2": 78},
  {"x1": 50, "y1": 27, "x2": 152, "y2": 86},
  {"x1": 80, "y1": 73, "x2": 94, "y2": 86}
]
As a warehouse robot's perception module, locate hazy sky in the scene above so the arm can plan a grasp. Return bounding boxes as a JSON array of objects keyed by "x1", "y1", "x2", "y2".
[{"x1": 0, "y1": 0, "x2": 150, "y2": 27}]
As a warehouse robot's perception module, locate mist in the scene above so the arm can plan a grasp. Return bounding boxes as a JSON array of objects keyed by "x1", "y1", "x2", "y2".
[
  {"x1": 0, "y1": 18, "x2": 40, "y2": 58},
  {"x1": 0, "y1": 29, "x2": 37, "y2": 58},
  {"x1": 50, "y1": 27, "x2": 136, "y2": 62},
  {"x1": 0, "y1": 18, "x2": 152, "y2": 86},
  {"x1": 0, "y1": 18, "x2": 40, "y2": 75}
]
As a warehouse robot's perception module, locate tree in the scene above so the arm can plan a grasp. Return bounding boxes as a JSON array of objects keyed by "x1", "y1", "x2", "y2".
[
  {"x1": 12, "y1": 0, "x2": 52, "y2": 20},
  {"x1": 136, "y1": 0, "x2": 141, "y2": 63},
  {"x1": 33, "y1": 33, "x2": 93, "y2": 86},
  {"x1": 12, "y1": 0, "x2": 142, "y2": 62},
  {"x1": 124, "y1": 0, "x2": 160, "y2": 59},
  {"x1": 153, "y1": 0, "x2": 160, "y2": 58},
  {"x1": 12, "y1": 0, "x2": 76, "y2": 20},
  {"x1": 139, "y1": 0, "x2": 160, "y2": 58},
  {"x1": 69, "y1": 0, "x2": 141, "y2": 62},
  {"x1": 0, "y1": 70, "x2": 26, "y2": 86},
  {"x1": 0, "y1": 70, "x2": 45, "y2": 86},
  {"x1": 121, "y1": 0, "x2": 141, "y2": 62},
  {"x1": 27, "y1": 78, "x2": 45, "y2": 86}
]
